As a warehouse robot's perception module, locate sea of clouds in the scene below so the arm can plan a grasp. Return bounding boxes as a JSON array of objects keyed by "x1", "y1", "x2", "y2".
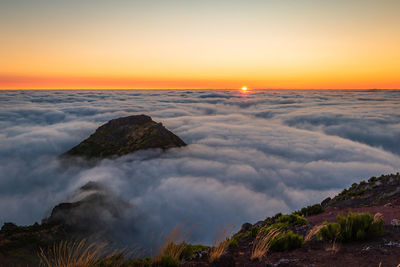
[{"x1": 1, "y1": 89, "x2": 400, "y2": 247}]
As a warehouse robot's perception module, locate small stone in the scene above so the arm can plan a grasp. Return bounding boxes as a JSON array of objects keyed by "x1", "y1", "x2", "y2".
[{"x1": 274, "y1": 258, "x2": 297, "y2": 266}]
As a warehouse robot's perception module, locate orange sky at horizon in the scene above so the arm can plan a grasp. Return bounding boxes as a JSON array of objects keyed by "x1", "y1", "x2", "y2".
[
  {"x1": 1, "y1": 74, "x2": 399, "y2": 90},
  {"x1": 1, "y1": 0, "x2": 399, "y2": 90}
]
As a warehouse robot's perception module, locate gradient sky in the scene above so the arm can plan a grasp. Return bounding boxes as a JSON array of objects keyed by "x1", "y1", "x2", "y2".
[{"x1": 0, "y1": 0, "x2": 399, "y2": 89}]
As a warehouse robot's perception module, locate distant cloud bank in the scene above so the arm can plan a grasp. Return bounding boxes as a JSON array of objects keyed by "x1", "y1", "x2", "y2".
[{"x1": 0, "y1": 89, "x2": 400, "y2": 245}]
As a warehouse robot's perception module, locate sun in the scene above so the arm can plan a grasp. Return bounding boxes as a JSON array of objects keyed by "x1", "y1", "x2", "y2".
[{"x1": 241, "y1": 86, "x2": 248, "y2": 92}]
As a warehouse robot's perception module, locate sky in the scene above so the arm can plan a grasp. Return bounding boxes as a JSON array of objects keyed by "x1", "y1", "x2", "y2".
[
  {"x1": 1, "y1": 89, "x2": 400, "y2": 247},
  {"x1": 0, "y1": 0, "x2": 399, "y2": 89}
]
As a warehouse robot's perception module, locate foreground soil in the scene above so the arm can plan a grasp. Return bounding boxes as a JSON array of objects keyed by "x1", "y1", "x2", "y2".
[{"x1": 182, "y1": 203, "x2": 400, "y2": 267}]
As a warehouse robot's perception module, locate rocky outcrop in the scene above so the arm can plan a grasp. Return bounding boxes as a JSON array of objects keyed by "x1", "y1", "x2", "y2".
[
  {"x1": 63, "y1": 114, "x2": 186, "y2": 159},
  {"x1": 44, "y1": 182, "x2": 131, "y2": 234}
]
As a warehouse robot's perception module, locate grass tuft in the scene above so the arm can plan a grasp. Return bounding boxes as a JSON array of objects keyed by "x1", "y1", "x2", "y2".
[
  {"x1": 209, "y1": 226, "x2": 234, "y2": 263},
  {"x1": 153, "y1": 224, "x2": 187, "y2": 266},
  {"x1": 374, "y1": 212, "x2": 384, "y2": 222},
  {"x1": 250, "y1": 227, "x2": 281, "y2": 261},
  {"x1": 305, "y1": 224, "x2": 325, "y2": 242},
  {"x1": 38, "y1": 239, "x2": 107, "y2": 267}
]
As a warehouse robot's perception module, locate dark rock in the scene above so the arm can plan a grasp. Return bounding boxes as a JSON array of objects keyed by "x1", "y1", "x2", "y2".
[
  {"x1": 193, "y1": 250, "x2": 209, "y2": 259},
  {"x1": 44, "y1": 181, "x2": 132, "y2": 234},
  {"x1": 62, "y1": 114, "x2": 186, "y2": 159},
  {"x1": 0, "y1": 222, "x2": 18, "y2": 234},
  {"x1": 274, "y1": 258, "x2": 298, "y2": 266},
  {"x1": 321, "y1": 197, "x2": 331, "y2": 208},
  {"x1": 254, "y1": 220, "x2": 265, "y2": 227},
  {"x1": 238, "y1": 222, "x2": 252, "y2": 234},
  {"x1": 0, "y1": 222, "x2": 66, "y2": 266}
]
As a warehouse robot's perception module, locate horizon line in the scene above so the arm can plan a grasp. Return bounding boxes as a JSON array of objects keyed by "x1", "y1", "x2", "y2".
[{"x1": 0, "y1": 88, "x2": 399, "y2": 91}]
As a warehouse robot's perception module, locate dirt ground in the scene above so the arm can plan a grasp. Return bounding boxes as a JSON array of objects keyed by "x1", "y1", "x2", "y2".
[{"x1": 182, "y1": 203, "x2": 400, "y2": 267}]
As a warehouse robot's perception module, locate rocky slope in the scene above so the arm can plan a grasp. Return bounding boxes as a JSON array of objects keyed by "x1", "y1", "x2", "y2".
[
  {"x1": 322, "y1": 173, "x2": 400, "y2": 209},
  {"x1": 179, "y1": 173, "x2": 400, "y2": 267},
  {"x1": 63, "y1": 114, "x2": 186, "y2": 159}
]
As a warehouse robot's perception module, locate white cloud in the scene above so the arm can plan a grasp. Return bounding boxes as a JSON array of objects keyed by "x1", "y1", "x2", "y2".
[{"x1": 0, "y1": 89, "x2": 400, "y2": 247}]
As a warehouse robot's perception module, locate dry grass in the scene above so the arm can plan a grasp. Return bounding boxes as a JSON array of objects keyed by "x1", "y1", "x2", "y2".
[
  {"x1": 305, "y1": 224, "x2": 325, "y2": 242},
  {"x1": 153, "y1": 224, "x2": 188, "y2": 264},
  {"x1": 325, "y1": 238, "x2": 340, "y2": 254},
  {"x1": 209, "y1": 225, "x2": 234, "y2": 263},
  {"x1": 374, "y1": 212, "x2": 384, "y2": 222},
  {"x1": 250, "y1": 227, "x2": 282, "y2": 261},
  {"x1": 39, "y1": 239, "x2": 107, "y2": 267}
]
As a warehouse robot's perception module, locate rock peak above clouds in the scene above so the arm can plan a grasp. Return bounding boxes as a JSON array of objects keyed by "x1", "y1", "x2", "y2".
[
  {"x1": 43, "y1": 181, "x2": 131, "y2": 235},
  {"x1": 63, "y1": 114, "x2": 186, "y2": 159}
]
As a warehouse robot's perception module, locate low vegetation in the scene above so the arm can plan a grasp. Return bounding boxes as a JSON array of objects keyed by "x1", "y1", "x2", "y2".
[
  {"x1": 180, "y1": 244, "x2": 209, "y2": 260},
  {"x1": 318, "y1": 212, "x2": 384, "y2": 242},
  {"x1": 209, "y1": 226, "x2": 234, "y2": 263},
  {"x1": 228, "y1": 238, "x2": 239, "y2": 249},
  {"x1": 242, "y1": 212, "x2": 306, "y2": 262},
  {"x1": 251, "y1": 228, "x2": 281, "y2": 261},
  {"x1": 38, "y1": 239, "x2": 107, "y2": 267},
  {"x1": 330, "y1": 173, "x2": 400, "y2": 206},
  {"x1": 305, "y1": 224, "x2": 325, "y2": 242},
  {"x1": 152, "y1": 225, "x2": 187, "y2": 267},
  {"x1": 294, "y1": 204, "x2": 324, "y2": 217},
  {"x1": 270, "y1": 230, "x2": 304, "y2": 252}
]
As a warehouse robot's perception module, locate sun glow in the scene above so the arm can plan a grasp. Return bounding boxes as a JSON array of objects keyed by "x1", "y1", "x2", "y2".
[{"x1": 241, "y1": 86, "x2": 248, "y2": 92}]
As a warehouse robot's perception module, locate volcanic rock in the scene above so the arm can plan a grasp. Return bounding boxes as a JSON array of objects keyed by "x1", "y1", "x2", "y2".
[
  {"x1": 320, "y1": 197, "x2": 331, "y2": 208},
  {"x1": 44, "y1": 182, "x2": 131, "y2": 234},
  {"x1": 63, "y1": 114, "x2": 186, "y2": 159}
]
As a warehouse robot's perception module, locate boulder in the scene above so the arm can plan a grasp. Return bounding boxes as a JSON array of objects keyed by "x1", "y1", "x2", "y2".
[
  {"x1": 238, "y1": 222, "x2": 252, "y2": 234},
  {"x1": 321, "y1": 197, "x2": 331, "y2": 208}
]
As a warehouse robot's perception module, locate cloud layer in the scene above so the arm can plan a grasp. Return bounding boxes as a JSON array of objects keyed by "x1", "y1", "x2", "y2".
[{"x1": 1, "y1": 89, "x2": 400, "y2": 246}]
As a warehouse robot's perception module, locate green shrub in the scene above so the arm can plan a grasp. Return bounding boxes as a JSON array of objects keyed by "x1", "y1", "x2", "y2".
[
  {"x1": 127, "y1": 258, "x2": 151, "y2": 267},
  {"x1": 249, "y1": 226, "x2": 260, "y2": 237},
  {"x1": 234, "y1": 226, "x2": 260, "y2": 240},
  {"x1": 180, "y1": 244, "x2": 209, "y2": 259},
  {"x1": 295, "y1": 204, "x2": 324, "y2": 217},
  {"x1": 228, "y1": 238, "x2": 239, "y2": 249},
  {"x1": 263, "y1": 213, "x2": 282, "y2": 226},
  {"x1": 232, "y1": 232, "x2": 245, "y2": 240},
  {"x1": 318, "y1": 212, "x2": 384, "y2": 242},
  {"x1": 258, "y1": 213, "x2": 308, "y2": 236},
  {"x1": 160, "y1": 254, "x2": 179, "y2": 267},
  {"x1": 318, "y1": 222, "x2": 341, "y2": 241},
  {"x1": 270, "y1": 231, "x2": 303, "y2": 252},
  {"x1": 96, "y1": 254, "x2": 129, "y2": 267},
  {"x1": 276, "y1": 214, "x2": 307, "y2": 226}
]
